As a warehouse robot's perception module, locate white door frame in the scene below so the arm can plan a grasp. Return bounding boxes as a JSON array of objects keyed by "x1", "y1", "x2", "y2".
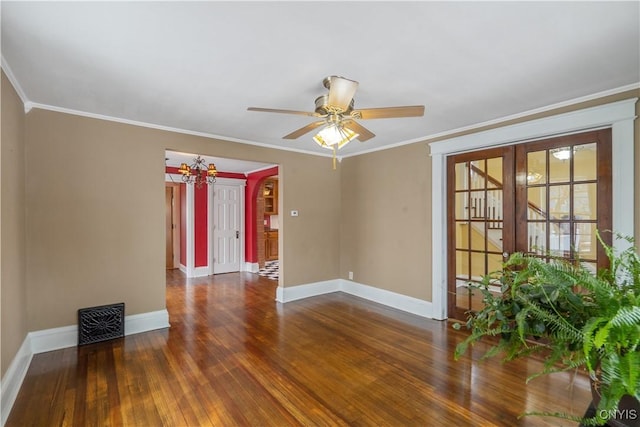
[
  {"x1": 429, "y1": 98, "x2": 637, "y2": 320},
  {"x1": 209, "y1": 177, "x2": 246, "y2": 275}
]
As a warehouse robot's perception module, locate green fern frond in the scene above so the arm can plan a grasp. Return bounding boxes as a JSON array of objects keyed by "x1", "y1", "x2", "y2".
[{"x1": 610, "y1": 306, "x2": 640, "y2": 328}]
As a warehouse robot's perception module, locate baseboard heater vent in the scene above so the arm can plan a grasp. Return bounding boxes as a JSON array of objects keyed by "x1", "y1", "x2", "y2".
[{"x1": 78, "y1": 303, "x2": 125, "y2": 345}]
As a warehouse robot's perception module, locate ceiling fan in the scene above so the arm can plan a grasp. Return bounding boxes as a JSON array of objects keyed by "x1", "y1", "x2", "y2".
[{"x1": 247, "y1": 76, "x2": 425, "y2": 151}]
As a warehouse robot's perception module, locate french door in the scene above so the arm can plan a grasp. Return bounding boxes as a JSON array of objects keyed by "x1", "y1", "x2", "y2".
[{"x1": 447, "y1": 130, "x2": 612, "y2": 321}]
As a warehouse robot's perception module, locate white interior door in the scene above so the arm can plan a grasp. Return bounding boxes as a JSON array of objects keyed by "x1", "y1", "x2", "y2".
[{"x1": 212, "y1": 183, "x2": 241, "y2": 274}]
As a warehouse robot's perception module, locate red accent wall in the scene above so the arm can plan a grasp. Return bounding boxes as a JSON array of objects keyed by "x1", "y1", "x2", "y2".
[
  {"x1": 194, "y1": 184, "x2": 208, "y2": 267},
  {"x1": 179, "y1": 183, "x2": 187, "y2": 266},
  {"x1": 245, "y1": 166, "x2": 279, "y2": 263}
]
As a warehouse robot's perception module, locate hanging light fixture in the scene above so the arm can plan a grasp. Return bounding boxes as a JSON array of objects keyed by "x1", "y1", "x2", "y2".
[
  {"x1": 312, "y1": 117, "x2": 359, "y2": 169},
  {"x1": 178, "y1": 156, "x2": 217, "y2": 188},
  {"x1": 551, "y1": 147, "x2": 571, "y2": 160}
]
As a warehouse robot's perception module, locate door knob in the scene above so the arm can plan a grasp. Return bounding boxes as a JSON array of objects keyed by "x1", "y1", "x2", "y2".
[{"x1": 236, "y1": 231, "x2": 239, "y2": 239}]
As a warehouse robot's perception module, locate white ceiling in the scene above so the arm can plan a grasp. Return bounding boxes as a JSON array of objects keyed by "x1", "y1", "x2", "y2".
[{"x1": 2, "y1": 1, "x2": 639, "y2": 164}]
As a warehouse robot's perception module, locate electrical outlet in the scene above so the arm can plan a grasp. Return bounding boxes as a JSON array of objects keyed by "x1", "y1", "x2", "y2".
[
  {"x1": 348, "y1": 271, "x2": 354, "y2": 280},
  {"x1": 290, "y1": 210, "x2": 299, "y2": 217}
]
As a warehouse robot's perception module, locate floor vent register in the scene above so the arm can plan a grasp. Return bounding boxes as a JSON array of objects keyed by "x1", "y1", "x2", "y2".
[{"x1": 78, "y1": 302, "x2": 125, "y2": 345}]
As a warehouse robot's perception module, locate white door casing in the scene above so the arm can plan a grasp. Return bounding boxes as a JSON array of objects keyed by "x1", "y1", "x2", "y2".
[{"x1": 429, "y1": 98, "x2": 637, "y2": 320}]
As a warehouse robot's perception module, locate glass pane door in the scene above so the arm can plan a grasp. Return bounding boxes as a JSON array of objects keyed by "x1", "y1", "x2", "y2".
[
  {"x1": 447, "y1": 147, "x2": 514, "y2": 321},
  {"x1": 515, "y1": 130, "x2": 612, "y2": 272},
  {"x1": 447, "y1": 129, "x2": 612, "y2": 321}
]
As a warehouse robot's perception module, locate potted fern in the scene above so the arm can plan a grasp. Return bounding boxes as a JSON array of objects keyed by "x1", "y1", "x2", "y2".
[{"x1": 453, "y1": 232, "x2": 640, "y2": 426}]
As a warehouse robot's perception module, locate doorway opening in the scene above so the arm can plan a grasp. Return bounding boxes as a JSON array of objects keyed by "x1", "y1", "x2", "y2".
[
  {"x1": 165, "y1": 183, "x2": 181, "y2": 269},
  {"x1": 257, "y1": 175, "x2": 279, "y2": 281},
  {"x1": 164, "y1": 150, "x2": 277, "y2": 278}
]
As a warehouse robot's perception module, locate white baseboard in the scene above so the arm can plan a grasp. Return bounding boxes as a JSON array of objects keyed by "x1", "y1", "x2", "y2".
[
  {"x1": 29, "y1": 324, "x2": 77, "y2": 354},
  {"x1": 340, "y1": 280, "x2": 433, "y2": 319},
  {"x1": 0, "y1": 309, "x2": 170, "y2": 426},
  {"x1": 275, "y1": 279, "x2": 341, "y2": 303},
  {"x1": 1, "y1": 338, "x2": 33, "y2": 426},
  {"x1": 192, "y1": 266, "x2": 210, "y2": 277},
  {"x1": 245, "y1": 262, "x2": 259, "y2": 273},
  {"x1": 123, "y1": 309, "x2": 171, "y2": 336},
  {"x1": 179, "y1": 265, "x2": 210, "y2": 278},
  {"x1": 276, "y1": 279, "x2": 433, "y2": 319}
]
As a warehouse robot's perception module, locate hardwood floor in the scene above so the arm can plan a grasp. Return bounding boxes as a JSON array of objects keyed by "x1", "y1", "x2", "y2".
[{"x1": 7, "y1": 271, "x2": 592, "y2": 426}]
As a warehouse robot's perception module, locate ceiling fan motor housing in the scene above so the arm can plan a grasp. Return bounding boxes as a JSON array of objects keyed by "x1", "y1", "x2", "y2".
[{"x1": 315, "y1": 95, "x2": 354, "y2": 116}]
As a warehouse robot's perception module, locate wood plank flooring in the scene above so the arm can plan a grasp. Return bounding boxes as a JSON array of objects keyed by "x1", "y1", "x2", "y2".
[{"x1": 6, "y1": 271, "x2": 592, "y2": 426}]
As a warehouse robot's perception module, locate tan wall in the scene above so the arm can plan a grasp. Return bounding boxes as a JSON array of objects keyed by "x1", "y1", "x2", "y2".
[
  {"x1": 4, "y1": 76, "x2": 639, "y2": 352},
  {"x1": 24, "y1": 109, "x2": 341, "y2": 330},
  {"x1": 340, "y1": 90, "x2": 639, "y2": 304},
  {"x1": 1, "y1": 72, "x2": 28, "y2": 376},
  {"x1": 340, "y1": 143, "x2": 432, "y2": 300}
]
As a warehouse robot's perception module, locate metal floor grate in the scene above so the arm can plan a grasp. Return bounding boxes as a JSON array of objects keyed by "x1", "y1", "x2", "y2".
[{"x1": 78, "y1": 303, "x2": 125, "y2": 345}]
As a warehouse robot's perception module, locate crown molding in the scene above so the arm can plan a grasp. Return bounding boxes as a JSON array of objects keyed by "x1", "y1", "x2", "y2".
[
  {"x1": 1, "y1": 56, "x2": 33, "y2": 113},
  {"x1": 340, "y1": 82, "x2": 640, "y2": 159},
  {"x1": 26, "y1": 102, "x2": 335, "y2": 159},
  {"x1": 5, "y1": 60, "x2": 637, "y2": 161}
]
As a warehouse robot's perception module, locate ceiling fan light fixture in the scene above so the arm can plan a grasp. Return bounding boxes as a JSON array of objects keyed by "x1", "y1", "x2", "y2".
[
  {"x1": 313, "y1": 124, "x2": 359, "y2": 150},
  {"x1": 325, "y1": 76, "x2": 359, "y2": 113}
]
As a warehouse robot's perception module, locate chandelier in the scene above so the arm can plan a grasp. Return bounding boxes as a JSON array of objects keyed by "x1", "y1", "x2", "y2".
[{"x1": 178, "y1": 156, "x2": 217, "y2": 188}]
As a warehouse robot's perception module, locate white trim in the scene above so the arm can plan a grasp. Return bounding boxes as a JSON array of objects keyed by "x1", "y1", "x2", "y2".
[
  {"x1": 0, "y1": 309, "x2": 169, "y2": 425},
  {"x1": 341, "y1": 83, "x2": 640, "y2": 158},
  {"x1": 275, "y1": 280, "x2": 341, "y2": 303},
  {"x1": 1, "y1": 338, "x2": 32, "y2": 426},
  {"x1": 25, "y1": 102, "x2": 334, "y2": 159},
  {"x1": 0, "y1": 56, "x2": 32, "y2": 113},
  {"x1": 429, "y1": 98, "x2": 638, "y2": 319},
  {"x1": 430, "y1": 152, "x2": 448, "y2": 320},
  {"x1": 275, "y1": 279, "x2": 434, "y2": 319},
  {"x1": 429, "y1": 98, "x2": 637, "y2": 156},
  {"x1": 213, "y1": 177, "x2": 247, "y2": 186},
  {"x1": 245, "y1": 262, "x2": 260, "y2": 273},
  {"x1": 611, "y1": 118, "x2": 636, "y2": 247},
  {"x1": 29, "y1": 325, "x2": 77, "y2": 354},
  {"x1": 191, "y1": 266, "x2": 210, "y2": 278},
  {"x1": 28, "y1": 309, "x2": 171, "y2": 353},
  {"x1": 341, "y1": 280, "x2": 433, "y2": 318},
  {"x1": 2, "y1": 52, "x2": 636, "y2": 163},
  {"x1": 208, "y1": 181, "x2": 215, "y2": 276},
  {"x1": 124, "y1": 310, "x2": 171, "y2": 336},
  {"x1": 245, "y1": 164, "x2": 280, "y2": 175}
]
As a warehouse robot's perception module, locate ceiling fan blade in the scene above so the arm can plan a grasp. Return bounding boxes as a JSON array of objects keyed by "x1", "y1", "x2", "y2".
[
  {"x1": 327, "y1": 76, "x2": 359, "y2": 112},
  {"x1": 248, "y1": 107, "x2": 320, "y2": 117},
  {"x1": 352, "y1": 105, "x2": 425, "y2": 120},
  {"x1": 344, "y1": 120, "x2": 375, "y2": 142},
  {"x1": 283, "y1": 120, "x2": 326, "y2": 139}
]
